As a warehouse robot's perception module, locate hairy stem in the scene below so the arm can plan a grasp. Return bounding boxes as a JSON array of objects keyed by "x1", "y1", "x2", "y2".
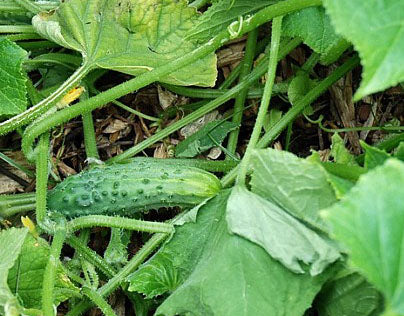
[
  {"x1": 66, "y1": 236, "x2": 117, "y2": 278},
  {"x1": 82, "y1": 111, "x2": 100, "y2": 160},
  {"x1": 221, "y1": 56, "x2": 361, "y2": 187},
  {"x1": 0, "y1": 25, "x2": 35, "y2": 33},
  {"x1": 35, "y1": 133, "x2": 49, "y2": 225},
  {"x1": 160, "y1": 83, "x2": 287, "y2": 100},
  {"x1": 237, "y1": 17, "x2": 283, "y2": 185},
  {"x1": 1, "y1": 33, "x2": 42, "y2": 41},
  {"x1": 0, "y1": 63, "x2": 91, "y2": 136},
  {"x1": 42, "y1": 225, "x2": 66, "y2": 316},
  {"x1": 89, "y1": 87, "x2": 160, "y2": 122},
  {"x1": 107, "y1": 40, "x2": 300, "y2": 163},
  {"x1": 22, "y1": 38, "x2": 299, "y2": 165},
  {"x1": 227, "y1": 27, "x2": 259, "y2": 156},
  {"x1": 13, "y1": 0, "x2": 42, "y2": 14},
  {"x1": 81, "y1": 287, "x2": 117, "y2": 316},
  {"x1": 21, "y1": 0, "x2": 321, "y2": 161},
  {"x1": 67, "y1": 215, "x2": 174, "y2": 234},
  {"x1": 66, "y1": 232, "x2": 169, "y2": 316}
]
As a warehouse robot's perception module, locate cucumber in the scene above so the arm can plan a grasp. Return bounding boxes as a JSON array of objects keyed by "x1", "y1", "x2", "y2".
[{"x1": 47, "y1": 160, "x2": 221, "y2": 218}]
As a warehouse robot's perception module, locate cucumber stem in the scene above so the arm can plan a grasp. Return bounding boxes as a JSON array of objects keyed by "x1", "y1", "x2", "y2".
[
  {"x1": 67, "y1": 215, "x2": 174, "y2": 234},
  {"x1": 0, "y1": 63, "x2": 91, "y2": 136},
  {"x1": 66, "y1": 232, "x2": 169, "y2": 316},
  {"x1": 236, "y1": 16, "x2": 283, "y2": 185},
  {"x1": 21, "y1": 0, "x2": 321, "y2": 163},
  {"x1": 42, "y1": 225, "x2": 67, "y2": 316},
  {"x1": 106, "y1": 39, "x2": 301, "y2": 164},
  {"x1": 227, "y1": 27, "x2": 259, "y2": 157},
  {"x1": 81, "y1": 287, "x2": 117, "y2": 316},
  {"x1": 221, "y1": 56, "x2": 361, "y2": 187},
  {"x1": 35, "y1": 133, "x2": 49, "y2": 226}
]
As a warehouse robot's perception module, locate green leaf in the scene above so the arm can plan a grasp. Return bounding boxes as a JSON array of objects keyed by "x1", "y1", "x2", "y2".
[
  {"x1": 175, "y1": 120, "x2": 238, "y2": 158},
  {"x1": 283, "y1": 7, "x2": 346, "y2": 63},
  {"x1": 33, "y1": 0, "x2": 217, "y2": 86},
  {"x1": 188, "y1": 0, "x2": 277, "y2": 43},
  {"x1": 325, "y1": 173, "x2": 354, "y2": 199},
  {"x1": 287, "y1": 73, "x2": 316, "y2": 115},
  {"x1": 0, "y1": 228, "x2": 27, "y2": 315},
  {"x1": 360, "y1": 141, "x2": 390, "y2": 169},
  {"x1": 315, "y1": 273, "x2": 383, "y2": 316},
  {"x1": 7, "y1": 233, "x2": 79, "y2": 309},
  {"x1": 0, "y1": 39, "x2": 28, "y2": 118},
  {"x1": 322, "y1": 159, "x2": 404, "y2": 315},
  {"x1": 394, "y1": 142, "x2": 404, "y2": 161},
  {"x1": 323, "y1": 0, "x2": 404, "y2": 100},
  {"x1": 129, "y1": 191, "x2": 334, "y2": 316},
  {"x1": 330, "y1": 133, "x2": 358, "y2": 166},
  {"x1": 226, "y1": 186, "x2": 340, "y2": 275},
  {"x1": 128, "y1": 252, "x2": 181, "y2": 299},
  {"x1": 250, "y1": 148, "x2": 337, "y2": 232}
]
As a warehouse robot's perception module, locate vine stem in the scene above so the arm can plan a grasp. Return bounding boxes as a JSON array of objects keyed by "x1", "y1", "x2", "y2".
[
  {"x1": 1, "y1": 33, "x2": 42, "y2": 41},
  {"x1": 66, "y1": 236, "x2": 117, "y2": 278},
  {"x1": 161, "y1": 84, "x2": 288, "y2": 100},
  {"x1": 236, "y1": 17, "x2": 283, "y2": 185},
  {"x1": 81, "y1": 85, "x2": 99, "y2": 160},
  {"x1": 22, "y1": 38, "x2": 300, "y2": 163},
  {"x1": 0, "y1": 25, "x2": 35, "y2": 33},
  {"x1": 82, "y1": 112, "x2": 99, "y2": 160},
  {"x1": 66, "y1": 232, "x2": 169, "y2": 316},
  {"x1": 89, "y1": 86, "x2": 160, "y2": 122},
  {"x1": 35, "y1": 133, "x2": 49, "y2": 225},
  {"x1": 42, "y1": 225, "x2": 67, "y2": 316},
  {"x1": 221, "y1": 56, "x2": 360, "y2": 187},
  {"x1": 13, "y1": 0, "x2": 42, "y2": 14},
  {"x1": 20, "y1": 0, "x2": 321, "y2": 160},
  {"x1": 0, "y1": 63, "x2": 91, "y2": 136},
  {"x1": 227, "y1": 27, "x2": 259, "y2": 156},
  {"x1": 81, "y1": 287, "x2": 117, "y2": 316},
  {"x1": 67, "y1": 215, "x2": 174, "y2": 234}
]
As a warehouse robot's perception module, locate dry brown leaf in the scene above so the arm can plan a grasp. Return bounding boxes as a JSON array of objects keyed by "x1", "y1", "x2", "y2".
[{"x1": 103, "y1": 119, "x2": 128, "y2": 134}]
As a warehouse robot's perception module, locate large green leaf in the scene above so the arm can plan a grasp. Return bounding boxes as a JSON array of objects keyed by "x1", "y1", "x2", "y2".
[
  {"x1": 129, "y1": 191, "x2": 334, "y2": 316},
  {"x1": 7, "y1": 234, "x2": 79, "y2": 309},
  {"x1": 315, "y1": 273, "x2": 383, "y2": 316},
  {"x1": 322, "y1": 159, "x2": 404, "y2": 315},
  {"x1": 283, "y1": 7, "x2": 347, "y2": 63},
  {"x1": 250, "y1": 148, "x2": 337, "y2": 232},
  {"x1": 323, "y1": 0, "x2": 404, "y2": 100},
  {"x1": 0, "y1": 228, "x2": 27, "y2": 315},
  {"x1": 226, "y1": 186, "x2": 340, "y2": 275},
  {"x1": 0, "y1": 39, "x2": 28, "y2": 118},
  {"x1": 33, "y1": 0, "x2": 217, "y2": 86},
  {"x1": 187, "y1": 0, "x2": 277, "y2": 43}
]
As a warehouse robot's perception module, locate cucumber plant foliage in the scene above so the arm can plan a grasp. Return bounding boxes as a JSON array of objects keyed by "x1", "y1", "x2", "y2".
[
  {"x1": 33, "y1": 0, "x2": 217, "y2": 86},
  {"x1": 0, "y1": 0, "x2": 403, "y2": 316}
]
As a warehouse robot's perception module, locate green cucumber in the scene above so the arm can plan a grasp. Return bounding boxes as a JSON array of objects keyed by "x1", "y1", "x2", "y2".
[{"x1": 47, "y1": 160, "x2": 221, "y2": 218}]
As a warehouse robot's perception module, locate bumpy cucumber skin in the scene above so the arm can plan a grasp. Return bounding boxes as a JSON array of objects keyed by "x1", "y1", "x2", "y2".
[{"x1": 47, "y1": 162, "x2": 221, "y2": 218}]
